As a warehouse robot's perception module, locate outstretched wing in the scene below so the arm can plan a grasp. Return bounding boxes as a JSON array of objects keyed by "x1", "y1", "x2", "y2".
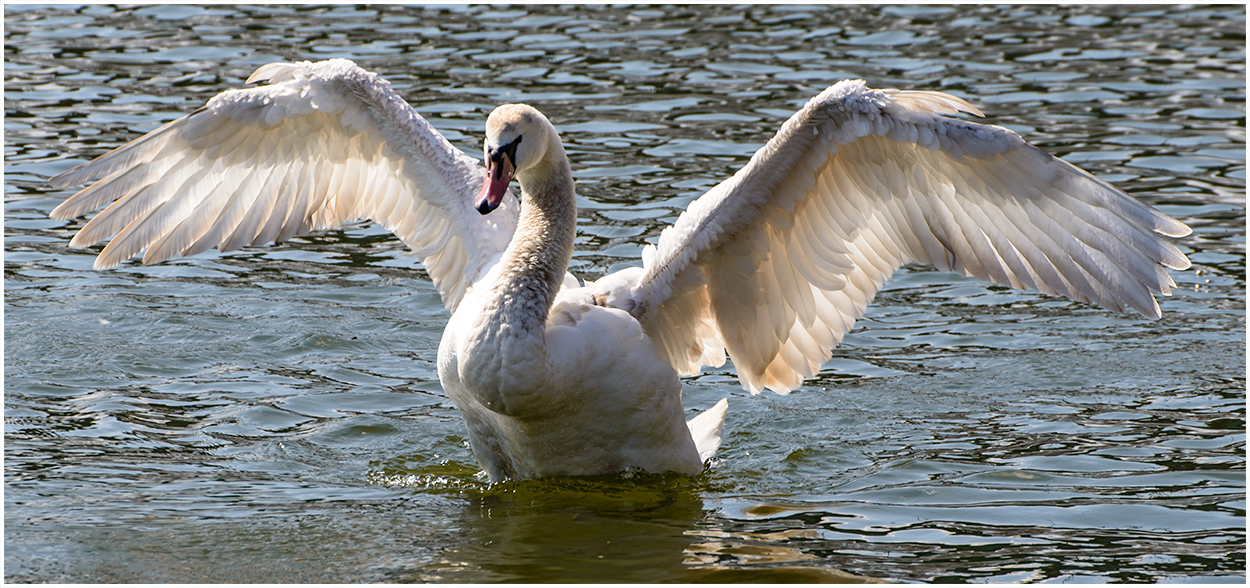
[
  {"x1": 605, "y1": 80, "x2": 1191, "y2": 394},
  {"x1": 49, "y1": 59, "x2": 518, "y2": 312}
]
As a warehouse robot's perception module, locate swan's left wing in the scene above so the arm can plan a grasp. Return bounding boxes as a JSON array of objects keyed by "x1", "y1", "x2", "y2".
[{"x1": 601, "y1": 80, "x2": 1190, "y2": 394}]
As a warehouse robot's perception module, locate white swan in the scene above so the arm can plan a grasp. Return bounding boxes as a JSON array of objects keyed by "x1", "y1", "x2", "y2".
[{"x1": 49, "y1": 59, "x2": 1191, "y2": 480}]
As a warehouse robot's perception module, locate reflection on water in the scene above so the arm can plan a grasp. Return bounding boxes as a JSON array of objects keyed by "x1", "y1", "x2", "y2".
[
  {"x1": 446, "y1": 477, "x2": 713, "y2": 583},
  {"x1": 5, "y1": 3, "x2": 1246, "y2": 583}
]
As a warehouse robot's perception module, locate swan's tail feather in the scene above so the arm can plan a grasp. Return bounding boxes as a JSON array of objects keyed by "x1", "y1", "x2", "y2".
[{"x1": 687, "y1": 398, "x2": 729, "y2": 463}]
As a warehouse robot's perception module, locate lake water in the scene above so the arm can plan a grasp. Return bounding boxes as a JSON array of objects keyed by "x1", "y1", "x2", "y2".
[{"x1": 5, "y1": 4, "x2": 1245, "y2": 583}]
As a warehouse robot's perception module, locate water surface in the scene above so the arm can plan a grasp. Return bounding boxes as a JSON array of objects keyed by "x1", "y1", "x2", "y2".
[{"x1": 5, "y1": 4, "x2": 1245, "y2": 583}]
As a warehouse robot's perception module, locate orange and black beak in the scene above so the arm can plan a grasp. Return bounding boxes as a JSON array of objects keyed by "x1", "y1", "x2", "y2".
[{"x1": 475, "y1": 136, "x2": 522, "y2": 215}]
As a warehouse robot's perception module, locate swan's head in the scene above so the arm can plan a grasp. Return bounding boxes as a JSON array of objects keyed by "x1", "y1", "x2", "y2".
[{"x1": 476, "y1": 104, "x2": 554, "y2": 215}]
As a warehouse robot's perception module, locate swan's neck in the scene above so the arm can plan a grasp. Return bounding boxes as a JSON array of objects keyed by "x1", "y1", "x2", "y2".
[{"x1": 487, "y1": 149, "x2": 577, "y2": 339}]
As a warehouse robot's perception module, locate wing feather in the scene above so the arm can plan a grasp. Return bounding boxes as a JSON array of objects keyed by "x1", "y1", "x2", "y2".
[
  {"x1": 50, "y1": 59, "x2": 517, "y2": 311},
  {"x1": 609, "y1": 79, "x2": 1191, "y2": 393}
]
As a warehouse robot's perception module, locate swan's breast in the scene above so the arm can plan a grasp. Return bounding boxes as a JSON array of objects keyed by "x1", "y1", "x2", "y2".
[
  {"x1": 440, "y1": 284, "x2": 555, "y2": 418},
  {"x1": 440, "y1": 285, "x2": 701, "y2": 479}
]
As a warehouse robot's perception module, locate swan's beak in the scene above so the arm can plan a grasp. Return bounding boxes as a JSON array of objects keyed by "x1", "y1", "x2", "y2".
[{"x1": 476, "y1": 137, "x2": 520, "y2": 215}]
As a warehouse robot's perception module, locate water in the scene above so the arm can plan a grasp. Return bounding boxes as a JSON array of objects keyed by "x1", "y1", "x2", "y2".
[{"x1": 5, "y1": 4, "x2": 1245, "y2": 583}]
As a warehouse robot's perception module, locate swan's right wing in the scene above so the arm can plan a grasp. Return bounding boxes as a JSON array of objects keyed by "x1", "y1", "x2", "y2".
[
  {"x1": 49, "y1": 59, "x2": 518, "y2": 312},
  {"x1": 607, "y1": 80, "x2": 1190, "y2": 394}
]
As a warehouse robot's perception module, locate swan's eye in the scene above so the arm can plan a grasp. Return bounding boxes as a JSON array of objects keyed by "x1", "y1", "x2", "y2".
[{"x1": 490, "y1": 135, "x2": 523, "y2": 167}]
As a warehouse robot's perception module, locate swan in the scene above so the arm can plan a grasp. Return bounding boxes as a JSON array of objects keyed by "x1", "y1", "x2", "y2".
[{"x1": 48, "y1": 59, "x2": 1192, "y2": 481}]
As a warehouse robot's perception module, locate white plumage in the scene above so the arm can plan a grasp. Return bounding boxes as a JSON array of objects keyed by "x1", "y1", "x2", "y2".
[{"x1": 50, "y1": 59, "x2": 1190, "y2": 480}]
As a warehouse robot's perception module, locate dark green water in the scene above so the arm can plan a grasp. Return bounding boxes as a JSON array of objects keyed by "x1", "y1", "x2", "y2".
[{"x1": 5, "y1": 4, "x2": 1245, "y2": 583}]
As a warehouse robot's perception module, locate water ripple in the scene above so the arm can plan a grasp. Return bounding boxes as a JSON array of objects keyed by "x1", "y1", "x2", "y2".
[{"x1": 5, "y1": 3, "x2": 1244, "y2": 584}]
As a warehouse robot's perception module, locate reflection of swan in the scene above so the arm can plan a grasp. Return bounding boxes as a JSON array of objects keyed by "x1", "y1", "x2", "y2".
[
  {"x1": 445, "y1": 478, "x2": 711, "y2": 582},
  {"x1": 50, "y1": 59, "x2": 1191, "y2": 480}
]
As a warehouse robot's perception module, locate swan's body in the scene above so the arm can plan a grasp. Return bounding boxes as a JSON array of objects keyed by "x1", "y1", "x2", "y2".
[
  {"x1": 437, "y1": 105, "x2": 712, "y2": 477},
  {"x1": 49, "y1": 59, "x2": 1191, "y2": 480}
]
